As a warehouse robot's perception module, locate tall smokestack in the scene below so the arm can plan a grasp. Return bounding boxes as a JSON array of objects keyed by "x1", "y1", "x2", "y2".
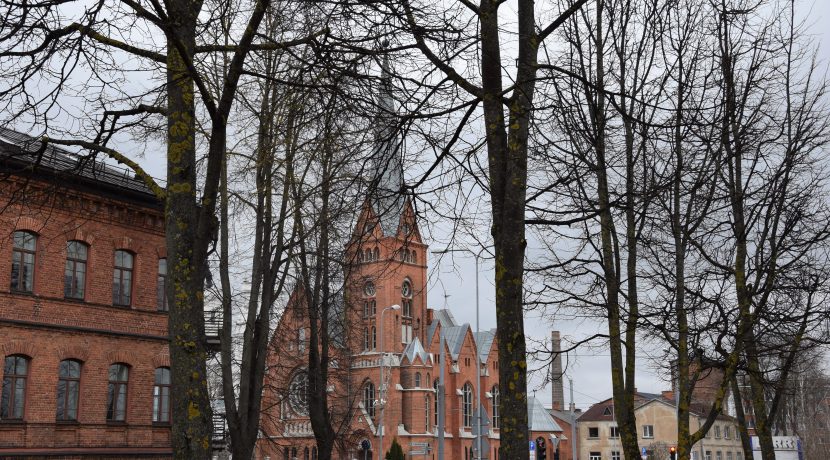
[{"x1": 551, "y1": 331, "x2": 565, "y2": 410}]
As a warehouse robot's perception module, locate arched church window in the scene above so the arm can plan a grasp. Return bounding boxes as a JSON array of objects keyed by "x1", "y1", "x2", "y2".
[
  {"x1": 414, "y1": 372, "x2": 421, "y2": 388},
  {"x1": 462, "y1": 382, "x2": 473, "y2": 428},
  {"x1": 364, "y1": 281, "x2": 376, "y2": 297},
  {"x1": 363, "y1": 381, "x2": 376, "y2": 417},
  {"x1": 401, "y1": 279, "x2": 413, "y2": 317},
  {"x1": 373, "y1": 247, "x2": 379, "y2": 260},
  {"x1": 363, "y1": 327, "x2": 369, "y2": 351},
  {"x1": 288, "y1": 370, "x2": 309, "y2": 416},
  {"x1": 371, "y1": 326, "x2": 377, "y2": 350}
]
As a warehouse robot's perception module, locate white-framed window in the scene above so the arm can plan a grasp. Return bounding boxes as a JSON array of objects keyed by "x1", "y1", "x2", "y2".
[
  {"x1": 491, "y1": 384, "x2": 500, "y2": 429},
  {"x1": 610, "y1": 426, "x2": 620, "y2": 438},
  {"x1": 461, "y1": 383, "x2": 473, "y2": 428},
  {"x1": 725, "y1": 425, "x2": 731, "y2": 439},
  {"x1": 715, "y1": 425, "x2": 721, "y2": 439},
  {"x1": 727, "y1": 452, "x2": 733, "y2": 460},
  {"x1": 705, "y1": 451, "x2": 712, "y2": 460},
  {"x1": 611, "y1": 451, "x2": 621, "y2": 460},
  {"x1": 589, "y1": 453, "x2": 602, "y2": 460},
  {"x1": 643, "y1": 424, "x2": 654, "y2": 438},
  {"x1": 588, "y1": 427, "x2": 599, "y2": 439},
  {"x1": 691, "y1": 452, "x2": 698, "y2": 460},
  {"x1": 716, "y1": 452, "x2": 722, "y2": 460}
]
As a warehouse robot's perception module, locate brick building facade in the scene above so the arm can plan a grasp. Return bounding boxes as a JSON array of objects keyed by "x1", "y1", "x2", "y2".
[{"x1": 0, "y1": 128, "x2": 172, "y2": 457}]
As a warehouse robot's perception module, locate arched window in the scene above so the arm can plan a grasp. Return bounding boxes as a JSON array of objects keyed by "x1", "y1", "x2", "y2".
[
  {"x1": 283, "y1": 447, "x2": 289, "y2": 460},
  {"x1": 414, "y1": 372, "x2": 421, "y2": 388},
  {"x1": 363, "y1": 381, "x2": 376, "y2": 418},
  {"x1": 363, "y1": 301, "x2": 369, "y2": 318},
  {"x1": 157, "y1": 258, "x2": 168, "y2": 311},
  {"x1": 401, "y1": 279, "x2": 413, "y2": 317},
  {"x1": 491, "y1": 384, "x2": 500, "y2": 429},
  {"x1": 1, "y1": 355, "x2": 29, "y2": 419},
  {"x1": 288, "y1": 370, "x2": 309, "y2": 416},
  {"x1": 363, "y1": 327, "x2": 370, "y2": 351},
  {"x1": 364, "y1": 249, "x2": 371, "y2": 261},
  {"x1": 312, "y1": 447, "x2": 318, "y2": 460},
  {"x1": 411, "y1": 250, "x2": 417, "y2": 263},
  {"x1": 153, "y1": 367, "x2": 171, "y2": 423},
  {"x1": 433, "y1": 379, "x2": 439, "y2": 426},
  {"x1": 107, "y1": 363, "x2": 130, "y2": 421},
  {"x1": 462, "y1": 382, "x2": 473, "y2": 428},
  {"x1": 292, "y1": 448, "x2": 298, "y2": 460},
  {"x1": 373, "y1": 247, "x2": 379, "y2": 260},
  {"x1": 56, "y1": 359, "x2": 81, "y2": 421},
  {"x1": 371, "y1": 326, "x2": 377, "y2": 350},
  {"x1": 304, "y1": 447, "x2": 309, "y2": 460},
  {"x1": 113, "y1": 250, "x2": 134, "y2": 306},
  {"x1": 364, "y1": 281, "x2": 376, "y2": 317},
  {"x1": 11, "y1": 231, "x2": 36, "y2": 292},
  {"x1": 298, "y1": 328, "x2": 306, "y2": 352},
  {"x1": 64, "y1": 241, "x2": 88, "y2": 299}
]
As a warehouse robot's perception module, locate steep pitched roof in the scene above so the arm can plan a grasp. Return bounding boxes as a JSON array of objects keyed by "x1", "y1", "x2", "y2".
[
  {"x1": 528, "y1": 396, "x2": 563, "y2": 432},
  {"x1": 401, "y1": 336, "x2": 430, "y2": 365},
  {"x1": 427, "y1": 309, "x2": 457, "y2": 345},
  {"x1": 0, "y1": 127, "x2": 161, "y2": 206},
  {"x1": 443, "y1": 324, "x2": 470, "y2": 359},
  {"x1": 472, "y1": 329, "x2": 496, "y2": 363},
  {"x1": 367, "y1": 53, "x2": 406, "y2": 236}
]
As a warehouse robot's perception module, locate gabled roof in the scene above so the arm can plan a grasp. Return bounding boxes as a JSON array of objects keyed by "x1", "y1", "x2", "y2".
[
  {"x1": 427, "y1": 309, "x2": 496, "y2": 363},
  {"x1": 443, "y1": 324, "x2": 470, "y2": 360},
  {"x1": 472, "y1": 329, "x2": 496, "y2": 363},
  {"x1": 528, "y1": 396, "x2": 563, "y2": 432},
  {"x1": 427, "y1": 309, "x2": 457, "y2": 345},
  {"x1": 401, "y1": 336, "x2": 430, "y2": 365}
]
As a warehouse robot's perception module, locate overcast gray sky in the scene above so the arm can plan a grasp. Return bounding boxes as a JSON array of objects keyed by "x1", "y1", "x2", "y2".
[{"x1": 425, "y1": 0, "x2": 830, "y2": 409}]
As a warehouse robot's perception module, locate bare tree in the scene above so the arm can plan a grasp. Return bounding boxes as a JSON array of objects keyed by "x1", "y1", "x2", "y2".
[{"x1": 0, "y1": 0, "x2": 321, "y2": 454}]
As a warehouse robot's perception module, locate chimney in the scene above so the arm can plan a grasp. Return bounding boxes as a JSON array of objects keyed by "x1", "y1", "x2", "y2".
[
  {"x1": 662, "y1": 390, "x2": 675, "y2": 401},
  {"x1": 551, "y1": 331, "x2": 565, "y2": 411}
]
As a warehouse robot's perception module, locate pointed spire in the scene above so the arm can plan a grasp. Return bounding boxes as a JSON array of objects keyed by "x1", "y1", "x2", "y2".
[{"x1": 369, "y1": 39, "x2": 405, "y2": 236}]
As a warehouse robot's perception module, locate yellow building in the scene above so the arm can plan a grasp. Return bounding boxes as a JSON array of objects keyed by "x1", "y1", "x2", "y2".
[{"x1": 577, "y1": 392, "x2": 745, "y2": 460}]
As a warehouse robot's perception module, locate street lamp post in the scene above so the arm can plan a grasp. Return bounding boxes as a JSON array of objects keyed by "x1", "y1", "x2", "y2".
[
  {"x1": 432, "y1": 247, "x2": 487, "y2": 460},
  {"x1": 378, "y1": 303, "x2": 400, "y2": 460}
]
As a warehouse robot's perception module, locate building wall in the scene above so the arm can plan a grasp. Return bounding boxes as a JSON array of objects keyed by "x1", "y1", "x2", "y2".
[
  {"x1": 0, "y1": 180, "x2": 171, "y2": 457},
  {"x1": 578, "y1": 401, "x2": 745, "y2": 460},
  {"x1": 257, "y1": 203, "x2": 518, "y2": 460}
]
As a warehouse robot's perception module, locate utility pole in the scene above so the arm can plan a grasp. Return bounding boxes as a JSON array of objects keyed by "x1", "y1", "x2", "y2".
[
  {"x1": 378, "y1": 304, "x2": 401, "y2": 460},
  {"x1": 438, "y1": 327, "x2": 446, "y2": 460}
]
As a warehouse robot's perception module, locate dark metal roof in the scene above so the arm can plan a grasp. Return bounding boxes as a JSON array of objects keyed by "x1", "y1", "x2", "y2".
[{"x1": 0, "y1": 127, "x2": 162, "y2": 208}]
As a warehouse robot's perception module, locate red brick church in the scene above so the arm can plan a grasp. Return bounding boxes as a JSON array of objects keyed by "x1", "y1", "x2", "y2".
[{"x1": 256, "y1": 61, "x2": 564, "y2": 460}]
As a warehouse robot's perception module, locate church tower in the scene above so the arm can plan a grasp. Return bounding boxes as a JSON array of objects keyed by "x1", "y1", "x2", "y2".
[{"x1": 346, "y1": 51, "x2": 428, "y2": 359}]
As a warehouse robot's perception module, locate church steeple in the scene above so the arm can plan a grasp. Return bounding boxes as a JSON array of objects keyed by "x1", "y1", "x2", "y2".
[{"x1": 369, "y1": 42, "x2": 405, "y2": 237}]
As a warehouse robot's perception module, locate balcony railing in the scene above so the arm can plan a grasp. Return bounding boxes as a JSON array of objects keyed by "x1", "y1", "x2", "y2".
[{"x1": 205, "y1": 310, "x2": 222, "y2": 350}]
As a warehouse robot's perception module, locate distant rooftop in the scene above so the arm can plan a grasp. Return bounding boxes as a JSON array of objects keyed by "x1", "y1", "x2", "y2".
[{"x1": 0, "y1": 127, "x2": 161, "y2": 206}]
